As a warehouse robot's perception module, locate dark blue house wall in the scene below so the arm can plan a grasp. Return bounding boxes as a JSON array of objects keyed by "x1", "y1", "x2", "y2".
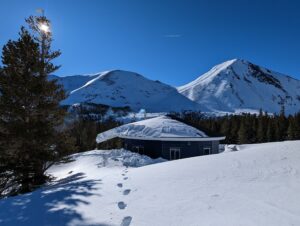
[{"x1": 123, "y1": 139, "x2": 219, "y2": 160}]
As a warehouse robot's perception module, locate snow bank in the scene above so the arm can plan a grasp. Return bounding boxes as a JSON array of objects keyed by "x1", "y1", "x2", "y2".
[
  {"x1": 224, "y1": 144, "x2": 239, "y2": 152},
  {"x1": 71, "y1": 149, "x2": 166, "y2": 168}
]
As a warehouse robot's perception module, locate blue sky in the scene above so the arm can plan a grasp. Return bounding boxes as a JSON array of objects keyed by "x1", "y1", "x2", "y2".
[{"x1": 1, "y1": 0, "x2": 300, "y2": 86}]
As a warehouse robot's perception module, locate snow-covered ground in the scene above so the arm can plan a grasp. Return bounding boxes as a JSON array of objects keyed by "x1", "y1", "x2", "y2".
[{"x1": 1, "y1": 141, "x2": 300, "y2": 226}]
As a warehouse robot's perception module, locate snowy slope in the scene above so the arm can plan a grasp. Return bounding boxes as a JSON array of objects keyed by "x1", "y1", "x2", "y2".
[
  {"x1": 1, "y1": 141, "x2": 300, "y2": 226},
  {"x1": 96, "y1": 116, "x2": 208, "y2": 143},
  {"x1": 49, "y1": 74, "x2": 98, "y2": 93},
  {"x1": 51, "y1": 70, "x2": 202, "y2": 112},
  {"x1": 178, "y1": 59, "x2": 300, "y2": 114}
]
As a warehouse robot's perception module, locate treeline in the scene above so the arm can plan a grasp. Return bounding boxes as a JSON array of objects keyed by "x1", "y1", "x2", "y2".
[
  {"x1": 66, "y1": 116, "x2": 122, "y2": 152},
  {"x1": 172, "y1": 109, "x2": 300, "y2": 144}
]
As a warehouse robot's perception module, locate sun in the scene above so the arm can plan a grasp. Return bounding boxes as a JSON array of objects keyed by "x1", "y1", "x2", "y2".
[{"x1": 39, "y1": 22, "x2": 50, "y2": 33}]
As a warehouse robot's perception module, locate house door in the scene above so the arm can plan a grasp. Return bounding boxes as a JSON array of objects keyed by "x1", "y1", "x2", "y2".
[{"x1": 170, "y1": 147, "x2": 181, "y2": 160}]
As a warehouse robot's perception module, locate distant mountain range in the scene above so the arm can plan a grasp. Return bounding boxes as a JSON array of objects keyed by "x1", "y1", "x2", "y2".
[{"x1": 51, "y1": 59, "x2": 300, "y2": 114}]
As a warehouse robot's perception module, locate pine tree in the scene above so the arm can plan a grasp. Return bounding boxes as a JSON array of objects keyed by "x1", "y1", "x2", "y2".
[
  {"x1": 287, "y1": 117, "x2": 296, "y2": 140},
  {"x1": 295, "y1": 113, "x2": 300, "y2": 139},
  {"x1": 0, "y1": 16, "x2": 73, "y2": 195},
  {"x1": 248, "y1": 114, "x2": 256, "y2": 143},
  {"x1": 266, "y1": 118, "x2": 274, "y2": 142},
  {"x1": 230, "y1": 116, "x2": 240, "y2": 143},
  {"x1": 69, "y1": 118, "x2": 98, "y2": 151},
  {"x1": 280, "y1": 104, "x2": 285, "y2": 117},
  {"x1": 221, "y1": 116, "x2": 231, "y2": 143},
  {"x1": 277, "y1": 109, "x2": 288, "y2": 141},
  {"x1": 257, "y1": 109, "x2": 265, "y2": 142},
  {"x1": 238, "y1": 120, "x2": 248, "y2": 144}
]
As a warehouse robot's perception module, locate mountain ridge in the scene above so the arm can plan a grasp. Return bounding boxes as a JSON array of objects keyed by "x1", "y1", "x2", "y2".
[
  {"x1": 51, "y1": 59, "x2": 300, "y2": 114},
  {"x1": 51, "y1": 70, "x2": 203, "y2": 112}
]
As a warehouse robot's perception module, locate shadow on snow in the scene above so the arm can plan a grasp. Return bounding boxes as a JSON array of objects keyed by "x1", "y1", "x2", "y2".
[{"x1": 0, "y1": 173, "x2": 112, "y2": 226}]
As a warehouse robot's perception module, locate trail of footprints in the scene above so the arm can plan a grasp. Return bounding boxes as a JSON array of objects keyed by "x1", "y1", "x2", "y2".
[{"x1": 117, "y1": 167, "x2": 133, "y2": 226}]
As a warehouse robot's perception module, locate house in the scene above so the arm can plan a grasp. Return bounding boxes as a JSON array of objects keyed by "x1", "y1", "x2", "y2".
[{"x1": 96, "y1": 116, "x2": 225, "y2": 160}]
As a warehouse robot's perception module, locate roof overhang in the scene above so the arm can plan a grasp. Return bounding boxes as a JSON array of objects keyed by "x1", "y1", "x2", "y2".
[{"x1": 118, "y1": 135, "x2": 226, "y2": 142}]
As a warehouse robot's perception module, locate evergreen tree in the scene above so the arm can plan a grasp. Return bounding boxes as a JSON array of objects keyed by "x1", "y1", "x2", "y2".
[
  {"x1": 247, "y1": 114, "x2": 256, "y2": 143},
  {"x1": 295, "y1": 113, "x2": 300, "y2": 139},
  {"x1": 266, "y1": 118, "x2": 275, "y2": 142},
  {"x1": 230, "y1": 116, "x2": 240, "y2": 143},
  {"x1": 273, "y1": 117, "x2": 280, "y2": 141},
  {"x1": 287, "y1": 117, "x2": 296, "y2": 140},
  {"x1": 69, "y1": 118, "x2": 98, "y2": 151},
  {"x1": 277, "y1": 111, "x2": 288, "y2": 141},
  {"x1": 220, "y1": 116, "x2": 231, "y2": 142},
  {"x1": 280, "y1": 104, "x2": 285, "y2": 117},
  {"x1": 257, "y1": 109, "x2": 265, "y2": 142},
  {"x1": 0, "y1": 16, "x2": 73, "y2": 195},
  {"x1": 238, "y1": 121, "x2": 248, "y2": 144}
]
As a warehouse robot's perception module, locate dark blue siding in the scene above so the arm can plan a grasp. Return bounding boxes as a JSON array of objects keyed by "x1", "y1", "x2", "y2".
[{"x1": 123, "y1": 139, "x2": 219, "y2": 160}]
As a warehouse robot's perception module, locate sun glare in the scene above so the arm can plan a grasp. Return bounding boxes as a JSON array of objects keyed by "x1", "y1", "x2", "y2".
[{"x1": 39, "y1": 23, "x2": 50, "y2": 33}]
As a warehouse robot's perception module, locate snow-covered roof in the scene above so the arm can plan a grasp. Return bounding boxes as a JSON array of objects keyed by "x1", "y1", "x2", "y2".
[{"x1": 96, "y1": 116, "x2": 225, "y2": 143}]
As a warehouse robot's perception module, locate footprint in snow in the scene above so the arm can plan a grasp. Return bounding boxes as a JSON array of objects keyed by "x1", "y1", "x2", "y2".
[
  {"x1": 117, "y1": 183, "x2": 123, "y2": 188},
  {"x1": 121, "y1": 216, "x2": 132, "y2": 226},
  {"x1": 123, "y1": 177, "x2": 128, "y2": 180},
  {"x1": 211, "y1": 194, "x2": 220, "y2": 198},
  {"x1": 118, "y1": 201, "x2": 127, "y2": 210},
  {"x1": 123, "y1": 189, "x2": 131, "y2": 195}
]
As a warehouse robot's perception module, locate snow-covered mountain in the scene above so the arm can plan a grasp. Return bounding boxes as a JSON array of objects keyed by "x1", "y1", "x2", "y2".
[
  {"x1": 178, "y1": 59, "x2": 300, "y2": 114},
  {"x1": 51, "y1": 60, "x2": 300, "y2": 115},
  {"x1": 50, "y1": 70, "x2": 202, "y2": 112}
]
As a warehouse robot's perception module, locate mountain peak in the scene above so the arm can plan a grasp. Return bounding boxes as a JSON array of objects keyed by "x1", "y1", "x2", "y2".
[
  {"x1": 177, "y1": 59, "x2": 248, "y2": 92},
  {"x1": 216, "y1": 58, "x2": 251, "y2": 71},
  {"x1": 178, "y1": 59, "x2": 300, "y2": 114},
  {"x1": 54, "y1": 69, "x2": 201, "y2": 112}
]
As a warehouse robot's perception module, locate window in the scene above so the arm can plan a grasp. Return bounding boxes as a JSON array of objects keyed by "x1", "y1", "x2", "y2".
[
  {"x1": 203, "y1": 147, "x2": 211, "y2": 155},
  {"x1": 170, "y1": 147, "x2": 181, "y2": 160}
]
